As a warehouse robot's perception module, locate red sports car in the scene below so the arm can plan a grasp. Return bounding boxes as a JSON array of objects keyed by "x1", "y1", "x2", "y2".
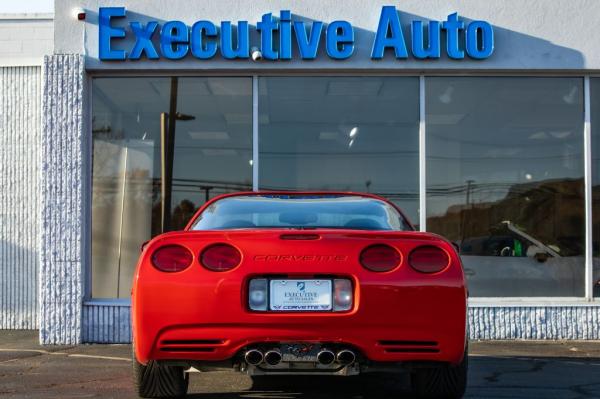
[{"x1": 131, "y1": 192, "x2": 468, "y2": 398}]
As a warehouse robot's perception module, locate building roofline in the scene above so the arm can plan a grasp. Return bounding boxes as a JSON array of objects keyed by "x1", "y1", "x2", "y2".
[{"x1": 0, "y1": 13, "x2": 53, "y2": 21}]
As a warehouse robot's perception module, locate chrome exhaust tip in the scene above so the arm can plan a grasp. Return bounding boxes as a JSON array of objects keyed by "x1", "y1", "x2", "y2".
[
  {"x1": 316, "y1": 349, "x2": 336, "y2": 365},
  {"x1": 264, "y1": 349, "x2": 282, "y2": 366},
  {"x1": 244, "y1": 349, "x2": 264, "y2": 365},
  {"x1": 336, "y1": 349, "x2": 356, "y2": 365}
]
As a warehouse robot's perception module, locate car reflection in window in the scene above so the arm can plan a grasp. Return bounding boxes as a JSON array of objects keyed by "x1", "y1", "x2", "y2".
[{"x1": 460, "y1": 221, "x2": 561, "y2": 263}]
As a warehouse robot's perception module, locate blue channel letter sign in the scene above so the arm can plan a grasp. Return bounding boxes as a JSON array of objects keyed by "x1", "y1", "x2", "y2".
[{"x1": 98, "y1": 6, "x2": 494, "y2": 61}]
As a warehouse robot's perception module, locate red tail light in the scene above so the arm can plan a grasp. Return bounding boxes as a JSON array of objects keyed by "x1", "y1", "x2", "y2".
[
  {"x1": 409, "y1": 246, "x2": 450, "y2": 274},
  {"x1": 151, "y1": 245, "x2": 193, "y2": 272},
  {"x1": 200, "y1": 244, "x2": 241, "y2": 272},
  {"x1": 360, "y1": 244, "x2": 401, "y2": 272}
]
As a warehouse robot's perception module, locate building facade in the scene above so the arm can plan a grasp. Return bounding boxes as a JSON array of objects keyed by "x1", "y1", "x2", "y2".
[{"x1": 2, "y1": 0, "x2": 600, "y2": 344}]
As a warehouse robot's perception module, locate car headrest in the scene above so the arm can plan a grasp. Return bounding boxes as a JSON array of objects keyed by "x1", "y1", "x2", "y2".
[
  {"x1": 218, "y1": 220, "x2": 257, "y2": 228},
  {"x1": 279, "y1": 212, "x2": 318, "y2": 225},
  {"x1": 344, "y1": 218, "x2": 383, "y2": 230}
]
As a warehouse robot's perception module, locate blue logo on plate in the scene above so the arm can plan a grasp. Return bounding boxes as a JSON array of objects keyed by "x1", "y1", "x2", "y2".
[{"x1": 297, "y1": 282, "x2": 306, "y2": 291}]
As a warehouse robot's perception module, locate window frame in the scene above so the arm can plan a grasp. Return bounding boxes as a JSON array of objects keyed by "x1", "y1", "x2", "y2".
[{"x1": 83, "y1": 72, "x2": 597, "y2": 304}]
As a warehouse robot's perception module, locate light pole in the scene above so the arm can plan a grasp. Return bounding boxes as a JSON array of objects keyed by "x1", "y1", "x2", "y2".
[{"x1": 160, "y1": 77, "x2": 195, "y2": 233}]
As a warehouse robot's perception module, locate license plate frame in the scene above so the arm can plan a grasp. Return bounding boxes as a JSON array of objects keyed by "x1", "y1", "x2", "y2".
[{"x1": 269, "y1": 279, "x2": 332, "y2": 312}]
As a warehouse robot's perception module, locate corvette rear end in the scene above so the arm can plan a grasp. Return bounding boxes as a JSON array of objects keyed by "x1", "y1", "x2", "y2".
[{"x1": 131, "y1": 192, "x2": 468, "y2": 398}]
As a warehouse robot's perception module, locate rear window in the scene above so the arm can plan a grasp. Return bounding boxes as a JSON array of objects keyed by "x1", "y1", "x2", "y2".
[{"x1": 190, "y1": 195, "x2": 412, "y2": 231}]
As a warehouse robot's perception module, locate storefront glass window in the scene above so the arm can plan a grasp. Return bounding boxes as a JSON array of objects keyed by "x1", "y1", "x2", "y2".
[
  {"x1": 258, "y1": 77, "x2": 420, "y2": 222},
  {"x1": 91, "y1": 77, "x2": 252, "y2": 298},
  {"x1": 427, "y1": 77, "x2": 585, "y2": 297},
  {"x1": 591, "y1": 77, "x2": 600, "y2": 297}
]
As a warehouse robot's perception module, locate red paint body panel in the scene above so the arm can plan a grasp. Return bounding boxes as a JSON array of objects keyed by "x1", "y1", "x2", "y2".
[{"x1": 132, "y1": 192, "x2": 467, "y2": 367}]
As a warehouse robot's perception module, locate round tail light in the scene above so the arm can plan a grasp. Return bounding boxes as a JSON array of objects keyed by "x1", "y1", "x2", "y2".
[
  {"x1": 409, "y1": 246, "x2": 450, "y2": 274},
  {"x1": 151, "y1": 245, "x2": 193, "y2": 272},
  {"x1": 360, "y1": 244, "x2": 401, "y2": 272},
  {"x1": 200, "y1": 244, "x2": 241, "y2": 272}
]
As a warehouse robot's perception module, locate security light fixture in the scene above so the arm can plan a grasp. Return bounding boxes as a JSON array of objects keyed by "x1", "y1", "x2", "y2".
[{"x1": 73, "y1": 7, "x2": 86, "y2": 20}]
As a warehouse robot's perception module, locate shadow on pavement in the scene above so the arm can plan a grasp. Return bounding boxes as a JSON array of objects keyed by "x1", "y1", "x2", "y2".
[
  {"x1": 185, "y1": 356, "x2": 600, "y2": 399},
  {"x1": 188, "y1": 374, "x2": 413, "y2": 399}
]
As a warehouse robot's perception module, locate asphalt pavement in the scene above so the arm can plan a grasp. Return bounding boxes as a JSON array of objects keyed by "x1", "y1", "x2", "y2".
[{"x1": 1, "y1": 331, "x2": 599, "y2": 398}]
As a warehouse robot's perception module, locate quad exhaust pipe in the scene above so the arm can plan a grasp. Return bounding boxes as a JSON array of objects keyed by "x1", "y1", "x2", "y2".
[{"x1": 246, "y1": 347, "x2": 355, "y2": 367}]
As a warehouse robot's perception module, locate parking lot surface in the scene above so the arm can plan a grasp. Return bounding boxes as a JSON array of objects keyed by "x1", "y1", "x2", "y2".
[{"x1": 1, "y1": 331, "x2": 599, "y2": 398}]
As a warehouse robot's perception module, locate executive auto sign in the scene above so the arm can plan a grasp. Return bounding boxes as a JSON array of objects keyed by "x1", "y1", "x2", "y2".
[{"x1": 99, "y1": 6, "x2": 494, "y2": 61}]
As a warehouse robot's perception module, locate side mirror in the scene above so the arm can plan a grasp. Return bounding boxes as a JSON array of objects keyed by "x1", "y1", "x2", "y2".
[
  {"x1": 140, "y1": 240, "x2": 150, "y2": 252},
  {"x1": 451, "y1": 241, "x2": 460, "y2": 254}
]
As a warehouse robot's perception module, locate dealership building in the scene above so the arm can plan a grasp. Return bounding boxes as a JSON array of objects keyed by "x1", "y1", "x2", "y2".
[{"x1": 1, "y1": 0, "x2": 600, "y2": 344}]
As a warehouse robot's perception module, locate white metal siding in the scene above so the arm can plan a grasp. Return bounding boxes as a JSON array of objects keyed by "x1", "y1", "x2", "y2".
[{"x1": 0, "y1": 66, "x2": 41, "y2": 329}]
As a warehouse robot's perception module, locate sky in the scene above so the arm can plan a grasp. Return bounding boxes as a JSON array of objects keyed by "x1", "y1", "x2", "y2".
[{"x1": 0, "y1": 0, "x2": 53, "y2": 13}]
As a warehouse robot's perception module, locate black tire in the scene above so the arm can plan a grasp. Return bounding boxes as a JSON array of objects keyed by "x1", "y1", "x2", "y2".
[
  {"x1": 411, "y1": 348, "x2": 468, "y2": 399},
  {"x1": 132, "y1": 345, "x2": 189, "y2": 398}
]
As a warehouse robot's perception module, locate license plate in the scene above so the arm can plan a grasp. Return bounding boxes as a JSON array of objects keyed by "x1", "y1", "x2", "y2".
[{"x1": 270, "y1": 279, "x2": 332, "y2": 311}]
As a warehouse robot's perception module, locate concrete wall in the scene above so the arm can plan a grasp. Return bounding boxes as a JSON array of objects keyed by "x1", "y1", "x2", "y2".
[
  {"x1": 39, "y1": 54, "x2": 86, "y2": 344},
  {"x1": 0, "y1": 66, "x2": 41, "y2": 330},
  {"x1": 82, "y1": 303, "x2": 131, "y2": 343},
  {"x1": 0, "y1": 14, "x2": 53, "y2": 66},
  {"x1": 54, "y1": 0, "x2": 598, "y2": 71},
  {"x1": 469, "y1": 305, "x2": 600, "y2": 340}
]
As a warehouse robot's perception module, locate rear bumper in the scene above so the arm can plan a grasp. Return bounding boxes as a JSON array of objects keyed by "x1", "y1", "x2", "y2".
[
  {"x1": 133, "y1": 280, "x2": 467, "y2": 366},
  {"x1": 148, "y1": 323, "x2": 466, "y2": 365}
]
